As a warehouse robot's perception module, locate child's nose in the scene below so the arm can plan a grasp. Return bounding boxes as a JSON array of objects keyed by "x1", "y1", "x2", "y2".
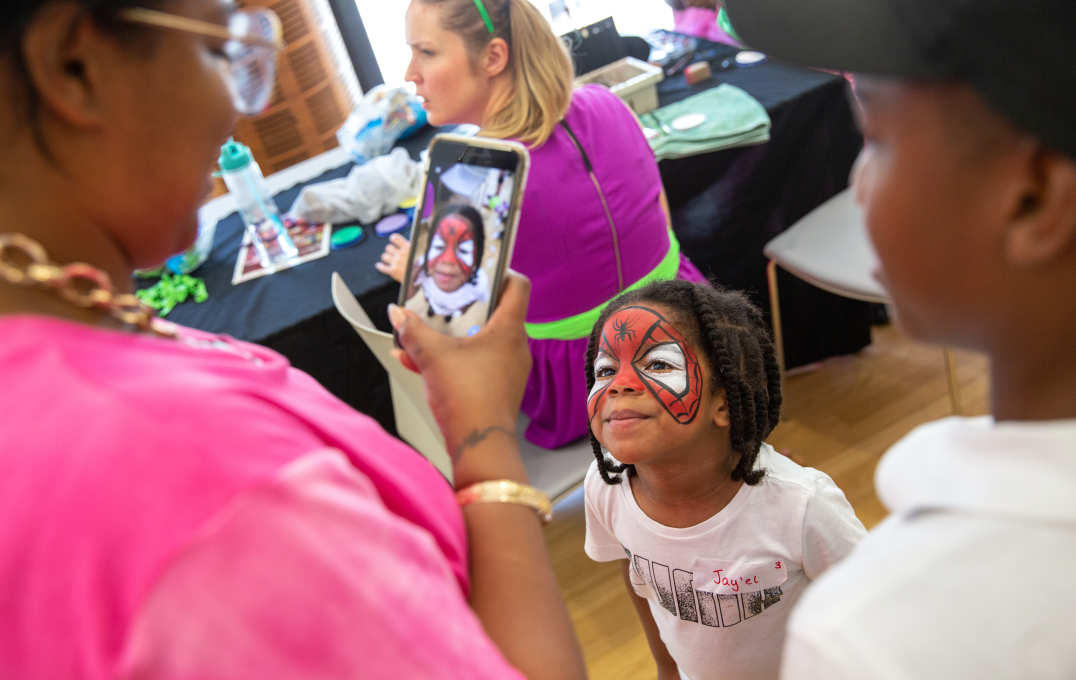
[{"x1": 609, "y1": 369, "x2": 645, "y2": 394}]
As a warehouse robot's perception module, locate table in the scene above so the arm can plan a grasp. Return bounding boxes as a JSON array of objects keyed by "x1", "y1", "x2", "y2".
[
  {"x1": 152, "y1": 45, "x2": 870, "y2": 437},
  {"x1": 656, "y1": 40, "x2": 872, "y2": 368}
]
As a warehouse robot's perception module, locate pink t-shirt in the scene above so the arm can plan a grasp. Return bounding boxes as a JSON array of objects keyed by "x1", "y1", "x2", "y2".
[
  {"x1": 0, "y1": 316, "x2": 524, "y2": 679},
  {"x1": 673, "y1": 7, "x2": 740, "y2": 46}
]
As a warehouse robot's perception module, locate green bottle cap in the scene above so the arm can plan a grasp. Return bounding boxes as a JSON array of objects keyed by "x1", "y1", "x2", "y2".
[{"x1": 218, "y1": 138, "x2": 253, "y2": 172}]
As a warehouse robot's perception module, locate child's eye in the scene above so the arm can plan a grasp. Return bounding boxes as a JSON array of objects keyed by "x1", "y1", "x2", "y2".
[
  {"x1": 593, "y1": 356, "x2": 616, "y2": 379},
  {"x1": 429, "y1": 234, "x2": 446, "y2": 257},
  {"x1": 639, "y1": 344, "x2": 684, "y2": 373}
]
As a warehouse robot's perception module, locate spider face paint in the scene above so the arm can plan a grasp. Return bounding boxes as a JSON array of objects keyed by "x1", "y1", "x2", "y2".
[
  {"x1": 588, "y1": 306, "x2": 703, "y2": 424},
  {"x1": 427, "y1": 214, "x2": 478, "y2": 292}
]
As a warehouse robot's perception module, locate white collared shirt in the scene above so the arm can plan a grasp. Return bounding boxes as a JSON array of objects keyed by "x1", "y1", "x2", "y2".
[{"x1": 781, "y1": 416, "x2": 1076, "y2": 680}]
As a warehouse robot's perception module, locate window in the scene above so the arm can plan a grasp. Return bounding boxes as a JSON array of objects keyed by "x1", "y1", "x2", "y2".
[{"x1": 351, "y1": 0, "x2": 674, "y2": 86}]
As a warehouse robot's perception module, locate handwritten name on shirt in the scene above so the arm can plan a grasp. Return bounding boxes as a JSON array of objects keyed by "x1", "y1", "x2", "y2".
[{"x1": 712, "y1": 562, "x2": 783, "y2": 593}]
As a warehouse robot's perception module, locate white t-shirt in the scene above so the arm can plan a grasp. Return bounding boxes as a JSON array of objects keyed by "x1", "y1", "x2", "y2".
[
  {"x1": 585, "y1": 443, "x2": 866, "y2": 680},
  {"x1": 781, "y1": 416, "x2": 1076, "y2": 680},
  {"x1": 418, "y1": 268, "x2": 490, "y2": 318}
]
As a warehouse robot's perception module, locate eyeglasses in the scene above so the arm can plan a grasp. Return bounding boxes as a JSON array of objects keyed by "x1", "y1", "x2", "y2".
[{"x1": 117, "y1": 7, "x2": 284, "y2": 115}]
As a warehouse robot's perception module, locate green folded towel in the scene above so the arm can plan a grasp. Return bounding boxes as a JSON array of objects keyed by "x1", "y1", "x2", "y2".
[{"x1": 642, "y1": 84, "x2": 771, "y2": 161}]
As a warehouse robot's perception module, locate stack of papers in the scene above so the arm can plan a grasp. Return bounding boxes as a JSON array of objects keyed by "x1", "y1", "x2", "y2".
[{"x1": 642, "y1": 84, "x2": 771, "y2": 160}]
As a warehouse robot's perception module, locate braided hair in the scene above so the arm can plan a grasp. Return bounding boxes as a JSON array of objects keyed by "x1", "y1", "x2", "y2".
[{"x1": 585, "y1": 280, "x2": 782, "y2": 486}]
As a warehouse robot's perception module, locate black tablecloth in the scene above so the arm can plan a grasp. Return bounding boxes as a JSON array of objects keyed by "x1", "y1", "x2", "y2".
[
  {"x1": 151, "y1": 46, "x2": 869, "y2": 435},
  {"x1": 656, "y1": 41, "x2": 872, "y2": 368}
]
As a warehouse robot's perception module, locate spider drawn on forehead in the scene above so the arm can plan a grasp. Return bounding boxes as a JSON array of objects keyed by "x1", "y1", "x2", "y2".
[
  {"x1": 601, "y1": 305, "x2": 690, "y2": 354},
  {"x1": 611, "y1": 317, "x2": 635, "y2": 343}
]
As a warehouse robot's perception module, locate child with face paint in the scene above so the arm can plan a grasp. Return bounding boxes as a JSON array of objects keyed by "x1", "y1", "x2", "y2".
[
  {"x1": 410, "y1": 204, "x2": 490, "y2": 321},
  {"x1": 582, "y1": 280, "x2": 865, "y2": 680}
]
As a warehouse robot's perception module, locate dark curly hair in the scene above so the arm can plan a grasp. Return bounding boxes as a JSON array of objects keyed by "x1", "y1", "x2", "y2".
[{"x1": 585, "y1": 279, "x2": 782, "y2": 487}]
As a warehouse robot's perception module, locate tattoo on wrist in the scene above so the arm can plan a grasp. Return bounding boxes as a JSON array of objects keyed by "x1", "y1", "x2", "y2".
[{"x1": 454, "y1": 426, "x2": 515, "y2": 458}]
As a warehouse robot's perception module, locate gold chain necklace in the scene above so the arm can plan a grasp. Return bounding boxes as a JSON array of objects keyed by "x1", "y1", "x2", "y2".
[{"x1": 0, "y1": 232, "x2": 176, "y2": 338}]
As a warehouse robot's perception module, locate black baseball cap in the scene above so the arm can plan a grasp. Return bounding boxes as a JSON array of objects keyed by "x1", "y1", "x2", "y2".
[{"x1": 723, "y1": 0, "x2": 1076, "y2": 160}]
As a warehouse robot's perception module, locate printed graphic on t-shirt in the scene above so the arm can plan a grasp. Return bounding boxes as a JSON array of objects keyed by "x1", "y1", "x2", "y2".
[{"x1": 627, "y1": 548, "x2": 785, "y2": 628}]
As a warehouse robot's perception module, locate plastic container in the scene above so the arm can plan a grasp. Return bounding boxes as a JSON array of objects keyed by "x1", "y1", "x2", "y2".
[
  {"x1": 576, "y1": 57, "x2": 664, "y2": 114},
  {"x1": 218, "y1": 139, "x2": 298, "y2": 269},
  {"x1": 134, "y1": 212, "x2": 216, "y2": 278},
  {"x1": 166, "y1": 214, "x2": 217, "y2": 274}
]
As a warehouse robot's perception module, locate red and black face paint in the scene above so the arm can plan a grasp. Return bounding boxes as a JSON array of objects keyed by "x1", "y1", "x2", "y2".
[
  {"x1": 587, "y1": 306, "x2": 703, "y2": 424},
  {"x1": 428, "y1": 214, "x2": 477, "y2": 278}
]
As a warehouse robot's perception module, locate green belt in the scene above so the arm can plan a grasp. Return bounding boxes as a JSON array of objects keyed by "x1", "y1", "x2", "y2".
[{"x1": 524, "y1": 229, "x2": 683, "y2": 341}]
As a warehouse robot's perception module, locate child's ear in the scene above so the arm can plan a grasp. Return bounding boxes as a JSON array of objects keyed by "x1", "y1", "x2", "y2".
[
  {"x1": 1004, "y1": 147, "x2": 1076, "y2": 266},
  {"x1": 711, "y1": 389, "x2": 731, "y2": 429}
]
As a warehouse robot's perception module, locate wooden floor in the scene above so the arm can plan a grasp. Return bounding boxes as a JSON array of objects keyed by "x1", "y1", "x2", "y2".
[{"x1": 542, "y1": 323, "x2": 990, "y2": 679}]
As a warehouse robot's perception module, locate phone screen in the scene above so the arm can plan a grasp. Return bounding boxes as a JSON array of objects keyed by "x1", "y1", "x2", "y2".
[{"x1": 400, "y1": 135, "x2": 528, "y2": 337}]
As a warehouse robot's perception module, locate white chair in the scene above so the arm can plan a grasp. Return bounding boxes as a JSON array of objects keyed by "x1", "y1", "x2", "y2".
[
  {"x1": 331, "y1": 273, "x2": 593, "y2": 502},
  {"x1": 763, "y1": 189, "x2": 961, "y2": 413}
]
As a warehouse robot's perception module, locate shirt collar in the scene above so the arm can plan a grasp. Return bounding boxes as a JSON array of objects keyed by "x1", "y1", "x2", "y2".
[{"x1": 877, "y1": 416, "x2": 1076, "y2": 522}]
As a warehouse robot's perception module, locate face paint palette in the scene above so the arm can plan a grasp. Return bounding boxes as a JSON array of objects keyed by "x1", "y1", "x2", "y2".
[
  {"x1": 330, "y1": 225, "x2": 366, "y2": 249},
  {"x1": 375, "y1": 213, "x2": 410, "y2": 237},
  {"x1": 734, "y1": 50, "x2": 767, "y2": 66}
]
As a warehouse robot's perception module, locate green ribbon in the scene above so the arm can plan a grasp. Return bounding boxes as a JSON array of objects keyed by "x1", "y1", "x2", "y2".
[
  {"x1": 524, "y1": 229, "x2": 683, "y2": 341},
  {"x1": 472, "y1": 0, "x2": 495, "y2": 35},
  {"x1": 135, "y1": 273, "x2": 209, "y2": 317},
  {"x1": 717, "y1": 7, "x2": 741, "y2": 42}
]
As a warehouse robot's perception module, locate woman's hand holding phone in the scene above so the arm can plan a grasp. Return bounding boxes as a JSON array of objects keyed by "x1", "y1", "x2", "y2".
[
  {"x1": 390, "y1": 270, "x2": 587, "y2": 680},
  {"x1": 375, "y1": 233, "x2": 411, "y2": 283},
  {"x1": 388, "y1": 271, "x2": 532, "y2": 487}
]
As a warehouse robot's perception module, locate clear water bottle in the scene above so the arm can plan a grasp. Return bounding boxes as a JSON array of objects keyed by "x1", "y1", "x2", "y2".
[{"x1": 218, "y1": 139, "x2": 298, "y2": 269}]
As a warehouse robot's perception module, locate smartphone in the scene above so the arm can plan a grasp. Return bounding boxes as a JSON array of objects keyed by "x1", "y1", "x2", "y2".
[{"x1": 399, "y1": 134, "x2": 530, "y2": 337}]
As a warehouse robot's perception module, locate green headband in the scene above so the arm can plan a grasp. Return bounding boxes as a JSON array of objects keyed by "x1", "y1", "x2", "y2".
[{"x1": 472, "y1": 0, "x2": 495, "y2": 35}]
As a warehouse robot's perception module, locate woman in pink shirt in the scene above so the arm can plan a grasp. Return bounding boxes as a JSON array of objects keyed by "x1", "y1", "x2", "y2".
[
  {"x1": 0, "y1": 1, "x2": 584, "y2": 678},
  {"x1": 667, "y1": 0, "x2": 741, "y2": 45}
]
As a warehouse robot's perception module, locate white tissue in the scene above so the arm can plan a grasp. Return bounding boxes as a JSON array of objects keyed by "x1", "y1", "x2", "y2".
[{"x1": 289, "y1": 148, "x2": 422, "y2": 225}]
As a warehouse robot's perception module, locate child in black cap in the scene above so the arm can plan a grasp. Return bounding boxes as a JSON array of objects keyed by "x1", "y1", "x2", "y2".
[{"x1": 724, "y1": 1, "x2": 1076, "y2": 677}]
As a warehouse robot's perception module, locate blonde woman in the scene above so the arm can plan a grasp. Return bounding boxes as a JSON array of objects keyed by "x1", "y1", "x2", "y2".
[{"x1": 379, "y1": 0, "x2": 707, "y2": 448}]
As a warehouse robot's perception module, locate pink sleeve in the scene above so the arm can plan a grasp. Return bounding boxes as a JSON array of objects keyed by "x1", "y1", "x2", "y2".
[{"x1": 114, "y1": 449, "x2": 524, "y2": 680}]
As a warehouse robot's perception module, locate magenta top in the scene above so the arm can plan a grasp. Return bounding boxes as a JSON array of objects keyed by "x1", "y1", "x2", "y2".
[
  {"x1": 511, "y1": 85, "x2": 706, "y2": 447},
  {"x1": 513, "y1": 85, "x2": 677, "y2": 323},
  {"x1": 0, "y1": 316, "x2": 523, "y2": 679}
]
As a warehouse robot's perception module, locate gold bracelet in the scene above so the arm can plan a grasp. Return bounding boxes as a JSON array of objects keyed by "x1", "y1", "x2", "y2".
[{"x1": 456, "y1": 480, "x2": 553, "y2": 524}]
